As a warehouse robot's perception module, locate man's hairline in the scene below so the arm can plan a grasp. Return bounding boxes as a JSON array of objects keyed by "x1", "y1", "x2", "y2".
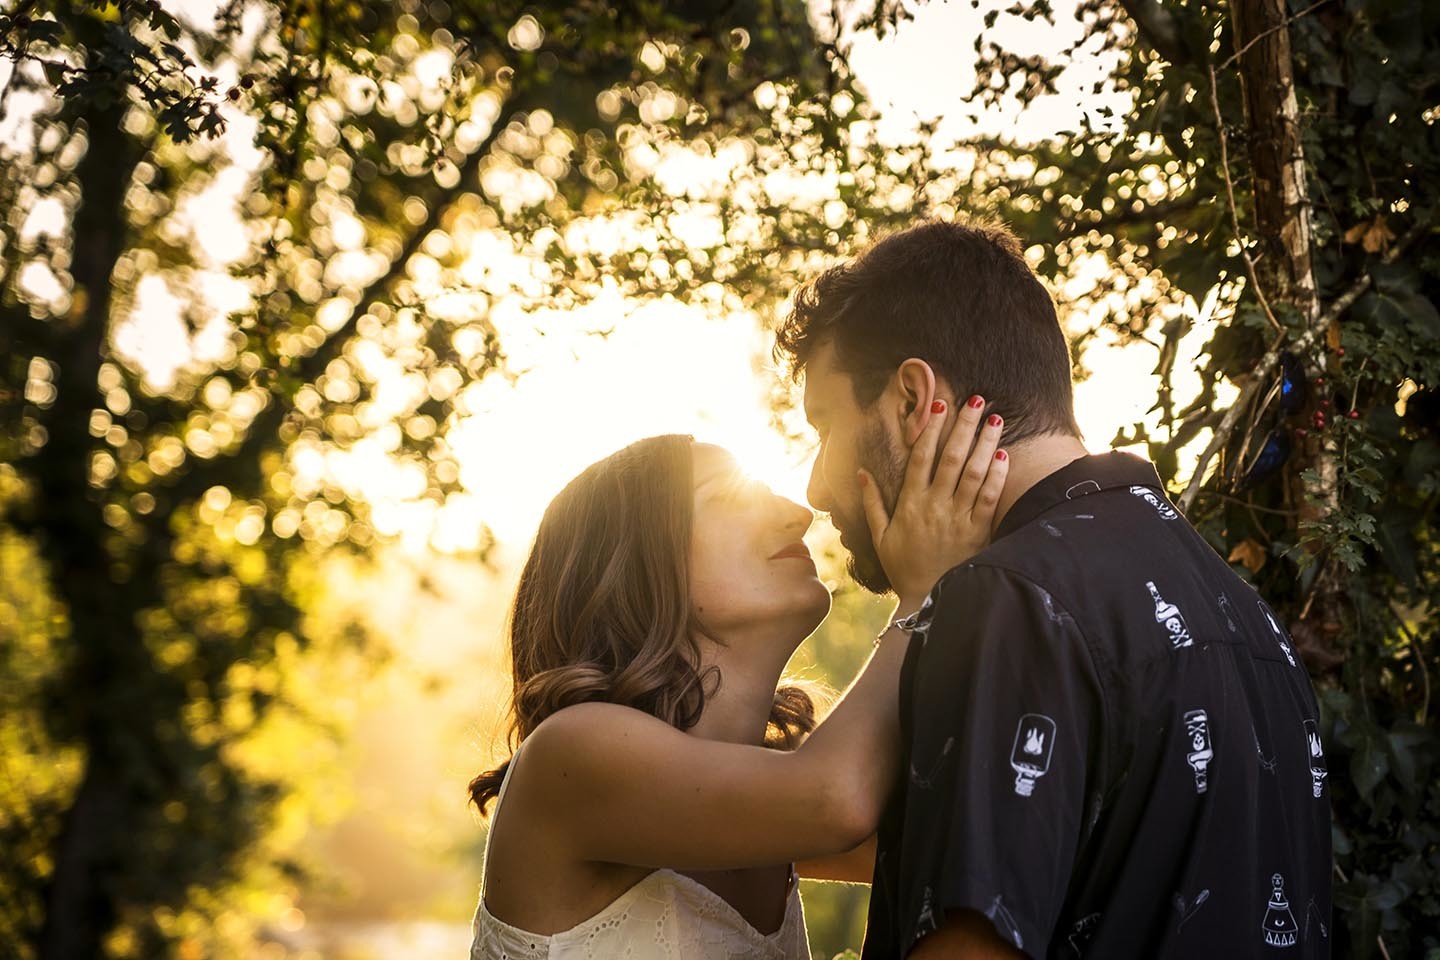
[{"x1": 791, "y1": 334, "x2": 1082, "y2": 438}]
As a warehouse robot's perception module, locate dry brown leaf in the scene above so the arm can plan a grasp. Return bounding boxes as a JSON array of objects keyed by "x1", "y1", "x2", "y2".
[
  {"x1": 1228, "y1": 537, "x2": 1268, "y2": 574},
  {"x1": 1362, "y1": 216, "x2": 1396, "y2": 254}
]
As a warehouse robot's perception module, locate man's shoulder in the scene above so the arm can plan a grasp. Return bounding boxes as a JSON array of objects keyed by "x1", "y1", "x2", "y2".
[
  {"x1": 922, "y1": 558, "x2": 1088, "y2": 658},
  {"x1": 964, "y1": 484, "x2": 1207, "y2": 604},
  {"x1": 929, "y1": 527, "x2": 1083, "y2": 616}
]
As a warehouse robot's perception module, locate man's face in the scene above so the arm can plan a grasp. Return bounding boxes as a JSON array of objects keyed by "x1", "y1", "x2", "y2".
[{"x1": 801, "y1": 341, "x2": 905, "y2": 594}]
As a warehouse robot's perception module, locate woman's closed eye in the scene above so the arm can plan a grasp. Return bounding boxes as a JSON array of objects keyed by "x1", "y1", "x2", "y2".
[{"x1": 719, "y1": 475, "x2": 769, "y2": 504}]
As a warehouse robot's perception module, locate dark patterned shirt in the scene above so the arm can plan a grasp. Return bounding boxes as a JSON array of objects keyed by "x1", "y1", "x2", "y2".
[{"x1": 862, "y1": 452, "x2": 1332, "y2": 959}]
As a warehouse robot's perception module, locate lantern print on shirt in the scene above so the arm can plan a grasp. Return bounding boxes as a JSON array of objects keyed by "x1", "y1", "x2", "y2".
[
  {"x1": 1262, "y1": 873, "x2": 1299, "y2": 947},
  {"x1": 1009, "y1": 713, "x2": 1056, "y2": 797}
]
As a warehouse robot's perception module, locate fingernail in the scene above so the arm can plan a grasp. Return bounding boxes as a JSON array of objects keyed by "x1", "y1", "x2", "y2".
[
  {"x1": 858, "y1": 471, "x2": 869, "y2": 487},
  {"x1": 968, "y1": 395, "x2": 984, "y2": 409},
  {"x1": 987, "y1": 414, "x2": 1003, "y2": 428},
  {"x1": 931, "y1": 400, "x2": 946, "y2": 414},
  {"x1": 995, "y1": 450, "x2": 1008, "y2": 462}
]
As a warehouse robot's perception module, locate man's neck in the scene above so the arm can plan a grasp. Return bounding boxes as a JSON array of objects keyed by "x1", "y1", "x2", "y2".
[{"x1": 991, "y1": 434, "x2": 1092, "y2": 536}]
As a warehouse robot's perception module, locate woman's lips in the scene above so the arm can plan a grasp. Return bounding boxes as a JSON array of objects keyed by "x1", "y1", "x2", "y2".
[{"x1": 770, "y1": 542, "x2": 813, "y2": 561}]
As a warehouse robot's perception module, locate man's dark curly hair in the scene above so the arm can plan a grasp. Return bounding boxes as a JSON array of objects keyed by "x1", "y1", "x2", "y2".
[{"x1": 773, "y1": 219, "x2": 1081, "y2": 445}]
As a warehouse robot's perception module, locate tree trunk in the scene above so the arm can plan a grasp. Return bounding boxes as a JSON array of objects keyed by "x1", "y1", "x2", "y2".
[
  {"x1": 35, "y1": 98, "x2": 145, "y2": 960},
  {"x1": 1232, "y1": 0, "x2": 1319, "y2": 319},
  {"x1": 1230, "y1": 0, "x2": 1342, "y2": 654}
]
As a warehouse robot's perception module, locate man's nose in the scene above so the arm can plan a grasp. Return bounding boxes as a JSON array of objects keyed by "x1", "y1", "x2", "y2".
[{"x1": 806, "y1": 457, "x2": 832, "y2": 514}]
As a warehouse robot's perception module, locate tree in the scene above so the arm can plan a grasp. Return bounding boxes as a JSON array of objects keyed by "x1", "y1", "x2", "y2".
[
  {"x1": 0, "y1": 1, "x2": 913, "y2": 955},
  {"x1": 933, "y1": 0, "x2": 1439, "y2": 954},
  {"x1": 7, "y1": 0, "x2": 1434, "y2": 956}
]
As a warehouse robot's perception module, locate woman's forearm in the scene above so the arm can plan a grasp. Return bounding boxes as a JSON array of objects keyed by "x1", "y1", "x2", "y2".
[{"x1": 793, "y1": 596, "x2": 925, "y2": 847}]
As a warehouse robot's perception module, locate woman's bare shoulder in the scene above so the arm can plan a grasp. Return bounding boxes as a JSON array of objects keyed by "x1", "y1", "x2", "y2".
[{"x1": 522, "y1": 702, "x2": 677, "y2": 776}]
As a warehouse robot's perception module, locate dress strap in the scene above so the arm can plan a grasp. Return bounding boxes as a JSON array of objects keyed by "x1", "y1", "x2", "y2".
[{"x1": 480, "y1": 744, "x2": 522, "y2": 888}]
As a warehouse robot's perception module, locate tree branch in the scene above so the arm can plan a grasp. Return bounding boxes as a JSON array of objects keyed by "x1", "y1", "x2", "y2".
[
  {"x1": 160, "y1": 90, "x2": 524, "y2": 510},
  {"x1": 1177, "y1": 216, "x2": 1434, "y2": 513},
  {"x1": 1207, "y1": 62, "x2": 1284, "y2": 335},
  {"x1": 1115, "y1": 0, "x2": 1193, "y2": 66},
  {"x1": 1218, "y1": 0, "x2": 1335, "y2": 72},
  {"x1": 1057, "y1": 194, "x2": 1202, "y2": 239}
]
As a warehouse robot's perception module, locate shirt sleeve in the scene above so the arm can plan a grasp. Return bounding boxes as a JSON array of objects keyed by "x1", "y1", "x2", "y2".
[{"x1": 893, "y1": 563, "x2": 1104, "y2": 957}]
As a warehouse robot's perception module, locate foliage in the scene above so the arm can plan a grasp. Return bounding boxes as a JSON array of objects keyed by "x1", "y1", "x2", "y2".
[
  {"x1": 935, "y1": 0, "x2": 1440, "y2": 955},
  {"x1": 3, "y1": 0, "x2": 1437, "y2": 956},
  {"x1": 0, "y1": 0, "x2": 912, "y2": 955}
]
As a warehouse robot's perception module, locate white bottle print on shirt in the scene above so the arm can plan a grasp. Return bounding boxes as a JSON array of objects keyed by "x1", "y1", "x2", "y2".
[
  {"x1": 1304, "y1": 719, "x2": 1328, "y2": 798},
  {"x1": 1262, "y1": 873, "x2": 1299, "y2": 947},
  {"x1": 1259, "y1": 602, "x2": 1299, "y2": 667},
  {"x1": 1009, "y1": 714, "x2": 1056, "y2": 797},
  {"x1": 1147, "y1": 581, "x2": 1194, "y2": 648},
  {"x1": 1183, "y1": 709, "x2": 1214, "y2": 794},
  {"x1": 1218, "y1": 593, "x2": 1240, "y2": 634},
  {"x1": 1130, "y1": 484, "x2": 1180, "y2": 520}
]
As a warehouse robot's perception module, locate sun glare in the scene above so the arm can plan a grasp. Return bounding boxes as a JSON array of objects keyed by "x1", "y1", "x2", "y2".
[{"x1": 444, "y1": 293, "x2": 812, "y2": 549}]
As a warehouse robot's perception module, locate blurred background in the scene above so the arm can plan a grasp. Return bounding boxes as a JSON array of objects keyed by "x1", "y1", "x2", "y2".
[{"x1": 2, "y1": 0, "x2": 1436, "y2": 958}]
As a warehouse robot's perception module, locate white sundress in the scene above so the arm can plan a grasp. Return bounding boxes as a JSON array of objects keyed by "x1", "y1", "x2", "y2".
[{"x1": 469, "y1": 748, "x2": 811, "y2": 960}]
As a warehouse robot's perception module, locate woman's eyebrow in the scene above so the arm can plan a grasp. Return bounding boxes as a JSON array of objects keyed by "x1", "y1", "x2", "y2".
[{"x1": 695, "y1": 466, "x2": 748, "y2": 495}]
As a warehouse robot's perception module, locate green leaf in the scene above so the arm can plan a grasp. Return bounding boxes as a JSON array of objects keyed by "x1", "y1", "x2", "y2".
[
  {"x1": 1386, "y1": 731, "x2": 1416, "y2": 794},
  {"x1": 1351, "y1": 733, "x2": 1390, "y2": 799}
]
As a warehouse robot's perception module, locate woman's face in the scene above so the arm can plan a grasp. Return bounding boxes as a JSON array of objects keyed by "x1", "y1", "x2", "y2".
[{"x1": 688, "y1": 443, "x2": 832, "y2": 646}]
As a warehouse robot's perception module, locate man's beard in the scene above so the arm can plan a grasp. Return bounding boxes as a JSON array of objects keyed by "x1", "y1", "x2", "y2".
[{"x1": 842, "y1": 418, "x2": 906, "y2": 595}]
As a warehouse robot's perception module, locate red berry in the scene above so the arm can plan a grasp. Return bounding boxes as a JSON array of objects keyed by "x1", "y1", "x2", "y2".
[
  {"x1": 1295, "y1": 427, "x2": 1309, "y2": 439},
  {"x1": 1314, "y1": 376, "x2": 1325, "y2": 386},
  {"x1": 1321, "y1": 398, "x2": 1331, "y2": 408},
  {"x1": 1347, "y1": 410, "x2": 1360, "y2": 420},
  {"x1": 1336, "y1": 347, "x2": 1346, "y2": 357}
]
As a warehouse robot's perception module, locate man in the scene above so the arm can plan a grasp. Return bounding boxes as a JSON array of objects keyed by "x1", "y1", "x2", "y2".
[{"x1": 774, "y1": 221, "x2": 1332, "y2": 958}]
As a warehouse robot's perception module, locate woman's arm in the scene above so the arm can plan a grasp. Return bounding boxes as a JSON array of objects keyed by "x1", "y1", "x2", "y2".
[
  {"x1": 519, "y1": 398, "x2": 1007, "y2": 871},
  {"x1": 797, "y1": 833, "x2": 878, "y2": 883}
]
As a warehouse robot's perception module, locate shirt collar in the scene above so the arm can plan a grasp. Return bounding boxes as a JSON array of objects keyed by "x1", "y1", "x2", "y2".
[{"x1": 995, "y1": 450, "x2": 1169, "y2": 540}]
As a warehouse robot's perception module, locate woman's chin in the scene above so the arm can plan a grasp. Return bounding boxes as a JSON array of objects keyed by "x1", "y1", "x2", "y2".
[{"x1": 799, "y1": 588, "x2": 833, "y2": 634}]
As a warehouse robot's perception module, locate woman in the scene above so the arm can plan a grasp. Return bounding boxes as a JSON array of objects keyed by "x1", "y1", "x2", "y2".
[{"x1": 470, "y1": 399, "x2": 1008, "y2": 959}]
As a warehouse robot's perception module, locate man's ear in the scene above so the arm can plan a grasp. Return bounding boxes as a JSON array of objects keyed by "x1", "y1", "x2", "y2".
[{"x1": 895, "y1": 358, "x2": 939, "y2": 447}]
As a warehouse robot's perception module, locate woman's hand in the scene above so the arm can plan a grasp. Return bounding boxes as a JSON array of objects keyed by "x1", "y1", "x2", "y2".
[{"x1": 859, "y1": 397, "x2": 1008, "y2": 606}]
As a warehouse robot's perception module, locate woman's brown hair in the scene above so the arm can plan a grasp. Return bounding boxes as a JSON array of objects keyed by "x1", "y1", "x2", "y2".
[{"x1": 469, "y1": 434, "x2": 817, "y2": 814}]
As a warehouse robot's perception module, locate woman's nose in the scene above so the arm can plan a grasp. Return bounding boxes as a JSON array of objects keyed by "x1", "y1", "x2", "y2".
[{"x1": 780, "y1": 498, "x2": 813, "y2": 535}]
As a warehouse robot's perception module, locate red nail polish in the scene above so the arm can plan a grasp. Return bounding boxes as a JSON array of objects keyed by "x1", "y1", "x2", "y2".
[
  {"x1": 995, "y1": 450, "x2": 1008, "y2": 462},
  {"x1": 858, "y1": 472, "x2": 868, "y2": 487},
  {"x1": 931, "y1": 400, "x2": 946, "y2": 414},
  {"x1": 968, "y1": 395, "x2": 985, "y2": 409},
  {"x1": 987, "y1": 414, "x2": 1003, "y2": 428}
]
